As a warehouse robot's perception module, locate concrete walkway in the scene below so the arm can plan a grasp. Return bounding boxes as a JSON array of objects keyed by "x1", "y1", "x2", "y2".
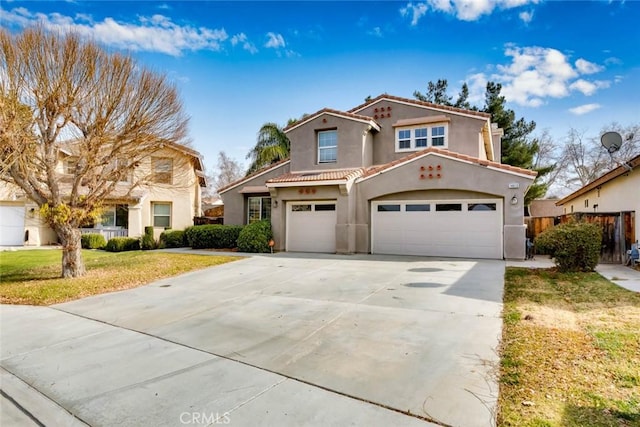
[
  {"x1": 506, "y1": 255, "x2": 640, "y2": 292},
  {"x1": 1, "y1": 254, "x2": 506, "y2": 427}
]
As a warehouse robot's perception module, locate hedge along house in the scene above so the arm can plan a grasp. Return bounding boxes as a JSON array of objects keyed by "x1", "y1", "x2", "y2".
[
  {"x1": 220, "y1": 94, "x2": 537, "y2": 259},
  {"x1": 0, "y1": 141, "x2": 206, "y2": 246}
]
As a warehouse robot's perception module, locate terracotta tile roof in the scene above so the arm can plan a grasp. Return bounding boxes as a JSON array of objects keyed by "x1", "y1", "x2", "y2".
[
  {"x1": 360, "y1": 147, "x2": 537, "y2": 179},
  {"x1": 556, "y1": 153, "x2": 640, "y2": 205},
  {"x1": 267, "y1": 168, "x2": 364, "y2": 184},
  {"x1": 348, "y1": 94, "x2": 491, "y2": 119},
  {"x1": 284, "y1": 108, "x2": 379, "y2": 132},
  {"x1": 217, "y1": 158, "x2": 290, "y2": 194}
]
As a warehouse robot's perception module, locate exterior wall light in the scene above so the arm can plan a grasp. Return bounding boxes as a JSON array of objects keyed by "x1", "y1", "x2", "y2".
[{"x1": 510, "y1": 195, "x2": 518, "y2": 205}]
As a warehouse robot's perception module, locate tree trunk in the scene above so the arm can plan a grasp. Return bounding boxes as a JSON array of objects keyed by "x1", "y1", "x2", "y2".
[{"x1": 55, "y1": 225, "x2": 86, "y2": 278}]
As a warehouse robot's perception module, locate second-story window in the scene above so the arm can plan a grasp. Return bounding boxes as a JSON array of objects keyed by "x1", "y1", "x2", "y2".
[
  {"x1": 152, "y1": 157, "x2": 173, "y2": 184},
  {"x1": 395, "y1": 124, "x2": 448, "y2": 152},
  {"x1": 318, "y1": 130, "x2": 337, "y2": 163},
  {"x1": 65, "y1": 157, "x2": 78, "y2": 174}
]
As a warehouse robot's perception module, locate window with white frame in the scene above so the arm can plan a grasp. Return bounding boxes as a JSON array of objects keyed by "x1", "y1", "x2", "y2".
[
  {"x1": 395, "y1": 124, "x2": 448, "y2": 152},
  {"x1": 152, "y1": 203, "x2": 171, "y2": 228},
  {"x1": 247, "y1": 197, "x2": 271, "y2": 224},
  {"x1": 152, "y1": 157, "x2": 173, "y2": 184},
  {"x1": 318, "y1": 130, "x2": 337, "y2": 163},
  {"x1": 64, "y1": 157, "x2": 78, "y2": 174},
  {"x1": 432, "y1": 126, "x2": 445, "y2": 146},
  {"x1": 415, "y1": 128, "x2": 428, "y2": 148}
]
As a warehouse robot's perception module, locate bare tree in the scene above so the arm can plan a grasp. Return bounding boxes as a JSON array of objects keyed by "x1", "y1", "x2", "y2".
[
  {"x1": 211, "y1": 151, "x2": 243, "y2": 195},
  {"x1": 549, "y1": 123, "x2": 639, "y2": 196},
  {"x1": 0, "y1": 27, "x2": 189, "y2": 277}
]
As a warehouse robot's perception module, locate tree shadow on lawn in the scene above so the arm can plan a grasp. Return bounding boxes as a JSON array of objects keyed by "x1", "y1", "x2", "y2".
[{"x1": 562, "y1": 402, "x2": 640, "y2": 427}]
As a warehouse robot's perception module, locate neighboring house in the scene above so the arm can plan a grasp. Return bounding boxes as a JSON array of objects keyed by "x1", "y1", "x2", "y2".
[
  {"x1": 556, "y1": 153, "x2": 639, "y2": 260},
  {"x1": 528, "y1": 199, "x2": 563, "y2": 218},
  {"x1": 220, "y1": 94, "x2": 537, "y2": 260},
  {"x1": 0, "y1": 141, "x2": 206, "y2": 246},
  {"x1": 525, "y1": 198, "x2": 563, "y2": 240}
]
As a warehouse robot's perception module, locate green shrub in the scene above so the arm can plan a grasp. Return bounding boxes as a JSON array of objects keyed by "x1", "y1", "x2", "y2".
[
  {"x1": 535, "y1": 221, "x2": 602, "y2": 272},
  {"x1": 140, "y1": 226, "x2": 157, "y2": 250},
  {"x1": 105, "y1": 237, "x2": 141, "y2": 252},
  {"x1": 80, "y1": 233, "x2": 106, "y2": 249},
  {"x1": 159, "y1": 230, "x2": 185, "y2": 248},
  {"x1": 185, "y1": 224, "x2": 244, "y2": 249},
  {"x1": 236, "y1": 220, "x2": 273, "y2": 253}
]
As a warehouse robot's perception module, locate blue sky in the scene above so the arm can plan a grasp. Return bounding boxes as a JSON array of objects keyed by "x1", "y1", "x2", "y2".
[{"x1": 2, "y1": 1, "x2": 639, "y2": 173}]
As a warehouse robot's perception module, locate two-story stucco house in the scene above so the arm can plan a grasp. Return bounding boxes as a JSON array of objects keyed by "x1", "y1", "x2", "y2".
[
  {"x1": 220, "y1": 94, "x2": 537, "y2": 260},
  {"x1": 0, "y1": 141, "x2": 206, "y2": 246}
]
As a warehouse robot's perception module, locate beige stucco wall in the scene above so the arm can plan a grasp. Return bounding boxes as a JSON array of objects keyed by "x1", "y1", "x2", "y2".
[
  {"x1": 287, "y1": 116, "x2": 374, "y2": 172},
  {"x1": 354, "y1": 153, "x2": 533, "y2": 259},
  {"x1": 559, "y1": 168, "x2": 639, "y2": 243},
  {"x1": 24, "y1": 202, "x2": 58, "y2": 245},
  {"x1": 221, "y1": 162, "x2": 290, "y2": 226},
  {"x1": 128, "y1": 147, "x2": 202, "y2": 239},
  {"x1": 268, "y1": 185, "x2": 348, "y2": 253},
  {"x1": 355, "y1": 100, "x2": 489, "y2": 165}
]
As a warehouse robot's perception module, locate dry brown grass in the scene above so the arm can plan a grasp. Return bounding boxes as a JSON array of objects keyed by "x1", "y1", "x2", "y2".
[{"x1": 499, "y1": 268, "x2": 640, "y2": 426}]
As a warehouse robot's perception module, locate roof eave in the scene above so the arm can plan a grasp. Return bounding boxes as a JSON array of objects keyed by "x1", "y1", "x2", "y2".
[{"x1": 556, "y1": 155, "x2": 640, "y2": 205}]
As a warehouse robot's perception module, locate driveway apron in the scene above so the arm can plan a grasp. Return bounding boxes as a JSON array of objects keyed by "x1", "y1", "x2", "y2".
[{"x1": 1, "y1": 253, "x2": 505, "y2": 427}]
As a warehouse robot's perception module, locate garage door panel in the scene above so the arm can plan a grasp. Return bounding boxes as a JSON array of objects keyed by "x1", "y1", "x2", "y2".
[
  {"x1": 0, "y1": 205, "x2": 26, "y2": 246},
  {"x1": 287, "y1": 202, "x2": 337, "y2": 253},
  {"x1": 372, "y1": 199, "x2": 502, "y2": 259}
]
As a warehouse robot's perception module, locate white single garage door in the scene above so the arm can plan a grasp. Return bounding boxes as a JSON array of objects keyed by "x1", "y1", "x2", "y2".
[
  {"x1": 287, "y1": 201, "x2": 337, "y2": 253},
  {"x1": 0, "y1": 204, "x2": 26, "y2": 246},
  {"x1": 372, "y1": 199, "x2": 503, "y2": 259}
]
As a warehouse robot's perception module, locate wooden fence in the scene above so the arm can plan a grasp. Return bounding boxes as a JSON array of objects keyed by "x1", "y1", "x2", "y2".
[{"x1": 526, "y1": 212, "x2": 636, "y2": 264}]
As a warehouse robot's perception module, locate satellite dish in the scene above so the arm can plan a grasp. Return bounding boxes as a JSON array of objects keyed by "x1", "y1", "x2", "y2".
[{"x1": 601, "y1": 131, "x2": 623, "y2": 153}]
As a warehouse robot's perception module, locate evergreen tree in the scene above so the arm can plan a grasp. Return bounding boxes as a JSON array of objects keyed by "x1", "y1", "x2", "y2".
[{"x1": 414, "y1": 79, "x2": 553, "y2": 204}]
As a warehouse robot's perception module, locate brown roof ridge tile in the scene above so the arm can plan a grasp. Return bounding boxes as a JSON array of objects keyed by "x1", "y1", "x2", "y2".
[
  {"x1": 361, "y1": 148, "x2": 537, "y2": 178},
  {"x1": 284, "y1": 108, "x2": 378, "y2": 132},
  {"x1": 267, "y1": 167, "x2": 365, "y2": 184}
]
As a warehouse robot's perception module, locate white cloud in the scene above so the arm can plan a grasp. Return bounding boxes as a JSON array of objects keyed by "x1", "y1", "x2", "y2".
[
  {"x1": 519, "y1": 10, "x2": 533, "y2": 23},
  {"x1": 575, "y1": 58, "x2": 603, "y2": 74},
  {"x1": 569, "y1": 79, "x2": 597, "y2": 96},
  {"x1": 474, "y1": 45, "x2": 609, "y2": 107},
  {"x1": 569, "y1": 79, "x2": 611, "y2": 96},
  {"x1": 231, "y1": 33, "x2": 258, "y2": 54},
  {"x1": 368, "y1": 26, "x2": 383, "y2": 37},
  {"x1": 466, "y1": 72, "x2": 488, "y2": 104},
  {"x1": 604, "y1": 57, "x2": 623, "y2": 66},
  {"x1": 0, "y1": 7, "x2": 228, "y2": 56},
  {"x1": 400, "y1": 0, "x2": 538, "y2": 24},
  {"x1": 400, "y1": 2, "x2": 429, "y2": 26},
  {"x1": 568, "y1": 103, "x2": 601, "y2": 115},
  {"x1": 265, "y1": 32, "x2": 285, "y2": 49}
]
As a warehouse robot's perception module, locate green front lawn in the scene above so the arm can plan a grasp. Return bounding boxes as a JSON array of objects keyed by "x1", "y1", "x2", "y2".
[
  {"x1": 499, "y1": 267, "x2": 640, "y2": 426},
  {"x1": 0, "y1": 249, "x2": 240, "y2": 305}
]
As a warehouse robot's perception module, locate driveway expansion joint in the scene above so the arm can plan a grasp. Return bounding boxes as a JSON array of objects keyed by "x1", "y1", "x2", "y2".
[{"x1": 51, "y1": 306, "x2": 451, "y2": 426}]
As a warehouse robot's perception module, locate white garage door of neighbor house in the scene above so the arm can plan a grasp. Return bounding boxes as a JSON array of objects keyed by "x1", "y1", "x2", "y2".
[
  {"x1": 372, "y1": 199, "x2": 503, "y2": 259},
  {"x1": 287, "y1": 201, "x2": 337, "y2": 253},
  {"x1": 0, "y1": 205, "x2": 26, "y2": 246}
]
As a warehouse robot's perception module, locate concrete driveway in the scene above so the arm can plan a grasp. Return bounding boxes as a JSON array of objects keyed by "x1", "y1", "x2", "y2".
[{"x1": 1, "y1": 253, "x2": 505, "y2": 427}]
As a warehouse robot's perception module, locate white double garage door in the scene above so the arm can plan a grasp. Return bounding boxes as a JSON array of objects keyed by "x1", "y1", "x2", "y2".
[
  {"x1": 286, "y1": 199, "x2": 503, "y2": 259},
  {"x1": 372, "y1": 199, "x2": 503, "y2": 259}
]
